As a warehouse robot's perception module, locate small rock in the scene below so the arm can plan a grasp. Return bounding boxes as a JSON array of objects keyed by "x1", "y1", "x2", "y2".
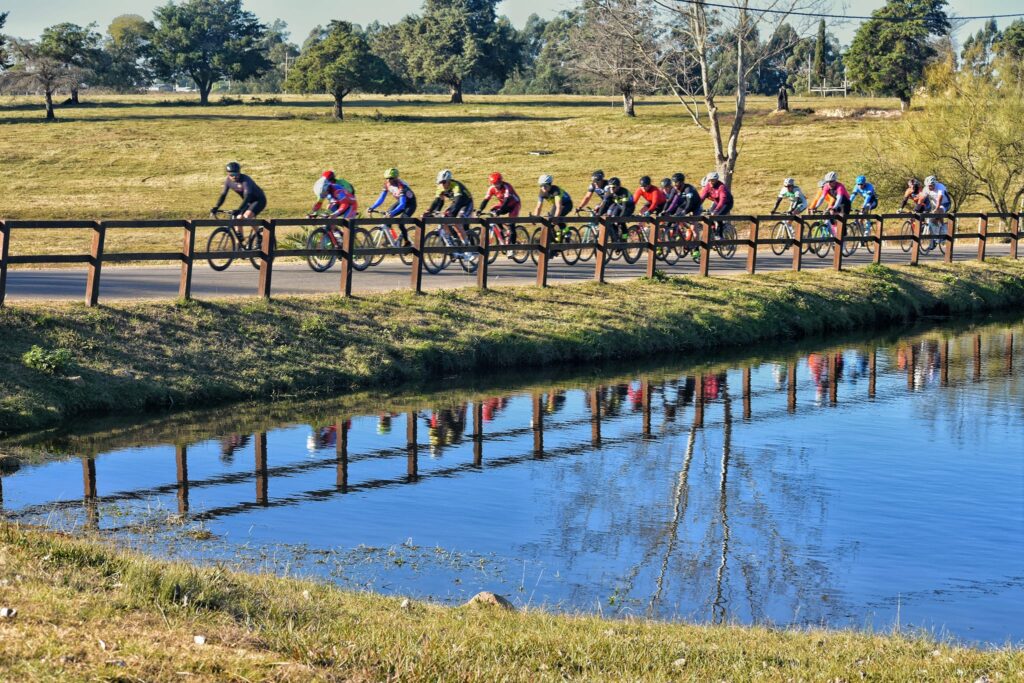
[
  {"x1": 672, "y1": 657, "x2": 687, "y2": 669},
  {"x1": 98, "y1": 639, "x2": 108, "y2": 651},
  {"x1": 974, "y1": 676, "x2": 991, "y2": 683},
  {"x1": 930, "y1": 649, "x2": 942, "y2": 657},
  {"x1": 465, "y1": 591, "x2": 515, "y2": 611},
  {"x1": 604, "y1": 628, "x2": 616, "y2": 636},
  {"x1": 400, "y1": 599, "x2": 411, "y2": 610},
  {"x1": 302, "y1": 590, "x2": 311, "y2": 600},
  {"x1": 193, "y1": 635, "x2": 207, "y2": 646},
  {"x1": 0, "y1": 456, "x2": 21, "y2": 475},
  {"x1": 105, "y1": 660, "x2": 126, "y2": 667},
  {"x1": 0, "y1": 607, "x2": 17, "y2": 619}
]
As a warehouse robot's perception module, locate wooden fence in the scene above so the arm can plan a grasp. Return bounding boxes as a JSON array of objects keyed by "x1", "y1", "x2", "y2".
[{"x1": 0, "y1": 212, "x2": 1019, "y2": 306}]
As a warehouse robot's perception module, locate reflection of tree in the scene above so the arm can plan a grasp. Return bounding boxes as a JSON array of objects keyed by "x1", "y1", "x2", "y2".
[
  {"x1": 648, "y1": 424, "x2": 697, "y2": 613},
  {"x1": 711, "y1": 393, "x2": 732, "y2": 624}
]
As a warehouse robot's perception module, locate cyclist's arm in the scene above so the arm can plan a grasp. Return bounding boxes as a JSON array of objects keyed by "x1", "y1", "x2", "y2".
[
  {"x1": 771, "y1": 195, "x2": 784, "y2": 213},
  {"x1": 577, "y1": 190, "x2": 594, "y2": 210},
  {"x1": 428, "y1": 196, "x2": 445, "y2": 213},
  {"x1": 369, "y1": 189, "x2": 388, "y2": 212},
  {"x1": 388, "y1": 192, "x2": 409, "y2": 217}
]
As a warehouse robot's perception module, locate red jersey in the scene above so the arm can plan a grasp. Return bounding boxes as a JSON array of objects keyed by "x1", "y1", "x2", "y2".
[
  {"x1": 633, "y1": 186, "x2": 667, "y2": 212},
  {"x1": 485, "y1": 182, "x2": 520, "y2": 206}
]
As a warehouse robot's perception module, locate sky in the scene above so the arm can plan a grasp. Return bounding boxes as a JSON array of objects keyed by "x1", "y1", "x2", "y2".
[{"x1": 1, "y1": 0, "x2": 1021, "y2": 47}]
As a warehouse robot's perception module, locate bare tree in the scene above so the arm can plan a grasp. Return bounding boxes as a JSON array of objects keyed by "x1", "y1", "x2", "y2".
[
  {"x1": 567, "y1": 0, "x2": 659, "y2": 117},
  {"x1": 0, "y1": 39, "x2": 87, "y2": 120}
]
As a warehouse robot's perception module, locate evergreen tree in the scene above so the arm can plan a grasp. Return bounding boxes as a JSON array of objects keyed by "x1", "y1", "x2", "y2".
[
  {"x1": 812, "y1": 19, "x2": 825, "y2": 87},
  {"x1": 961, "y1": 18, "x2": 1001, "y2": 78},
  {"x1": 39, "y1": 23, "x2": 103, "y2": 103},
  {"x1": 95, "y1": 15, "x2": 153, "y2": 92}
]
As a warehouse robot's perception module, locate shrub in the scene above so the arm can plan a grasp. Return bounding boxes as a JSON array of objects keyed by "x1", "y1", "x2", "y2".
[{"x1": 22, "y1": 345, "x2": 73, "y2": 375}]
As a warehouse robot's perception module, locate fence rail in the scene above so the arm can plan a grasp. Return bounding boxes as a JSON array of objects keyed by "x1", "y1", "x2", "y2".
[{"x1": 0, "y1": 211, "x2": 1019, "y2": 306}]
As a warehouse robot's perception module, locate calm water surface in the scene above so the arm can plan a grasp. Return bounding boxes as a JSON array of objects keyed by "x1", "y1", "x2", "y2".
[{"x1": 2, "y1": 318, "x2": 1022, "y2": 645}]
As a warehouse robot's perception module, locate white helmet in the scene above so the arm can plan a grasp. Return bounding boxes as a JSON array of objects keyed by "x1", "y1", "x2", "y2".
[
  {"x1": 436, "y1": 169, "x2": 453, "y2": 184},
  {"x1": 706, "y1": 171, "x2": 720, "y2": 182},
  {"x1": 783, "y1": 177, "x2": 795, "y2": 187},
  {"x1": 925, "y1": 175, "x2": 937, "y2": 186},
  {"x1": 538, "y1": 174, "x2": 553, "y2": 186},
  {"x1": 824, "y1": 171, "x2": 838, "y2": 182},
  {"x1": 313, "y1": 177, "x2": 328, "y2": 198}
]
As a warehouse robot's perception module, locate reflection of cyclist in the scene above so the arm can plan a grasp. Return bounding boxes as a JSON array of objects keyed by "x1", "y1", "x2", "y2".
[
  {"x1": 576, "y1": 170, "x2": 610, "y2": 213},
  {"x1": 311, "y1": 170, "x2": 357, "y2": 219},
  {"x1": 481, "y1": 397, "x2": 506, "y2": 422},
  {"x1": 428, "y1": 169, "x2": 474, "y2": 218},
  {"x1": 219, "y1": 433, "x2": 251, "y2": 463},
  {"x1": 368, "y1": 168, "x2": 416, "y2": 218},
  {"x1": 479, "y1": 172, "x2": 521, "y2": 218},
  {"x1": 307, "y1": 425, "x2": 338, "y2": 452},
  {"x1": 377, "y1": 413, "x2": 394, "y2": 435},
  {"x1": 771, "y1": 177, "x2": 807, "y2": 215},
  {"x1": 212, "y1": 161, "x2": 267, "y2": 219}
]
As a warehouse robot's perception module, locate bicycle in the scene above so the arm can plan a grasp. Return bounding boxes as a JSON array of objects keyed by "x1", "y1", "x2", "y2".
[
  {"x1": 305, "y1": 211, "x2": 373, "y2": 273},
  {"x1": 769, "y1": 213, "x2": 811, "y2": 256},
  {"x1": 422, "y1": 213, "x2": 479, "y2": 275},
  {"x1": 706, "y1": 216, "x2": 738, "y2": 259},
  {"x1": 207, "y1": 209, "x2": 264, "y2": 271},
  {"x1": 366, "y1": 209, "x2": 414, "y2": 267},
  {"x1": 573, "y1": 208, "x2": 604, "y2": 262},
  {"x1": 480, "y1": 213, "x2": 531, "y2": 265},
  {"x1": 848, "y1": 210, "x2": 876, "y2": 255},
  {"x1": 805, "y1": 212, "x2": 833, "y2": 259},
  {"x1": 919, "y1": 214, "x2": 948, "y2": 255},
  {"x1": 528, "y1": 218, "x2": 583, "y2": 266}
]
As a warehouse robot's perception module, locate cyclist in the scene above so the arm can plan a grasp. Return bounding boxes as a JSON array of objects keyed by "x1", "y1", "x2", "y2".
[
  {"x1": 699, "y1": 172, "x2": 733, "y2": 236},
  {"x1": 633, "y1": 175, "x2": 667, "y2": 215},
  {"x1": 900, "y1": 178, "x2": 923, "y2": 212},
  {"x1": 810, "y1": 171, "x2": 851, "y2": 237},
  {"x1": 534, "y1": 174, "x2": 572, "y2": 220},
  {"x1": 771, "y1": 178, "x2": 808, "y2": 215},
  {"x1": 368, "y1": 168, "x2": 416, "y2": 218},
  {"x1": 660, "y1": 178, "x2": 676, "y2": 207},
  {"x1": 596, "y1": 177, "x2": 635, "y2": 218},
  {"x1": 851, "y1": 175, "x2": 878, "y2": 213},
  {"x1": 428, "y1": 169, "x2": 474, "y2": 218},
  {"x1": 311, "y1": 170, "x2": 357, "y2": 218},
  {"x1": 211, "y1": 161, "x2": 267, "y2": 219},
  {"x1": 576, "y1": 170, "x2": 611, "y2": 213},
  {"x1": 665, "y1": 173, "x2": 700, "y2": 216},
  {"x1": 915, "y1": 175, "x2": 952, "y2": 249},
  {"x1": 478, "y1": 172, "x2": 521, "y2": 217}
]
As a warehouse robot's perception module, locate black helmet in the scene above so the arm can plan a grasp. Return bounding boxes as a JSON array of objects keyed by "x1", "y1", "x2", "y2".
[
  {"x1": 225, "y1": 161, "x2": 241, "y2": 174},
  {"x1": 639, "y1": 175, "x2": 651, "y2": 187},
  {"x1": 592, "y1": 169, "x2": 605, "y2": 181},
  {"x1": 608, "y1": 176, "x2": 621, "y2": 187},
  {"x1": 671, "y1": 172, "x2": 685, "y2": 183},
  {"x1": 660, "y1": 178, "x2": 672, "y2": 188}
]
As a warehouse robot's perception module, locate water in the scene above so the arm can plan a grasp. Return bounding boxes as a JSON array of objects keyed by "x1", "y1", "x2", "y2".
[{"x1": 2, "y1": 318, "x2": 1022, "y2": 645}]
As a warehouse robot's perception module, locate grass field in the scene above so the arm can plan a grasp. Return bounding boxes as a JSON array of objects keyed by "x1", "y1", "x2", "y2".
[
  {"x1": 1, "y1": 523, "x2": 1021, "y2": 682},
  {"x1": 0, "y1": 92, "x2": 902, "y2": 257}
]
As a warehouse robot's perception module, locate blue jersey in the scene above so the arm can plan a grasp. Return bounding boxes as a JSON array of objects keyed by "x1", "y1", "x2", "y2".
[{"x1": 851, "y1": 182, "x2": 877, "y2": 206}]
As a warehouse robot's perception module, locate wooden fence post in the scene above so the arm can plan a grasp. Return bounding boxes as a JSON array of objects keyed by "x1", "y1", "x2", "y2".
[
  {"x1": 336, "y1": 420, "x2": 349, "y2": 492},
  {"x1": 472, "y1": 402, "x2": 483, "y2": 467},
  {"x1": 175, "y1": 444, "x2": 189, "y2": 515},
  {"x1": 532, "y1": 391, "x2": 544, "y2": 456},
  {"x1": 873, "y1": 217, "x2": 884, "y2": 265},
  {"x1": 909, "y1": 218, "x2": 921, "y2": 266},
  {"x1": 787, "y1": 362, "x2": 797, "y2": 413},
  {"x1": 257, "y1": 220, "x2": 275, "y2": 299},
  {"x1": 179, "y1": 221, "x2": 195, "y2": 300},
  {"x1": 476, "y1": 219, "x2": 490, "y2": 290},
  {"x1": 339, "y1": 221, "x2": 354, "y2": 297},
  {"x1": 594, "y1": 220, "x2": 609, "y2": 283},
  {"x1": 85, "y1": 221, "x2": 106, "y2": 307},
  {"x1": 945, "y1": 215, "x2": 956, "y2": 264},
  {"x1": 410, "y1": 221, "x2": 425, "y2": 294},
  {"x1": 589, "y1": 387, "x2": 601, "y2": 446},
  {"x1": 1011, "y1": 213, "x2": 1020, "y2": 260},
  {"x1": 791, "y1": 217, "x2": 804, "y2": 272},
  {"x1": 745, "y1": 218, "x2": 759, "y2": 274},
  {"x1": 976, "y1": 214, "x2": 988, "y2": 262},
  {"x1": 832, "y1": 216, "x2": 844, "y2": 272},
  {"x1": 0, "y1": 221, "x2": 9, "y2": 307},
  {"x1": 255, "y1": 432, "x2": 268, "y2": 506},
  {"x1": 742, "y1": 367, "x2": 752, "y2": 420},
  {"x1": 645, "y1": 219, "x2": 658, "y2": 279},
  {"x1": 536, "y1": 219, "x2": 551, "y2": 287},
  {"x1": 407, "y1": 411, "x2": 418, "y2": 480},
  {"x1": 698, "y1": 218, "x2": 711, "y2": 277}
]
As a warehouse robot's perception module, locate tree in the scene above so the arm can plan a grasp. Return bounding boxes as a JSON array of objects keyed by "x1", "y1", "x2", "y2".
[
  {"x1": 230, "y1": 20, "x2": 299, "y2": 93},
  {"x1": 284, "y1": 21, "x2": 399, "y2": 119},
  {"x1": 501, "y1": 11, "x2": 580, "y2": 95},
  {"x1": 783, "y1": 26, "x2": 843, "y2": 92},
  {"x1": 567, "y1": 0, "x2": 658, "y2": 116},
  {"x1": 149, "y1": 0, "x2": 270, "y2": 104},
  {"x1": 961, "y1": 18, "x2": 1000, "y2": 79},
  {"x1": 812, "y1": 19, "x2": 825, "y2": 87},
  {"x1": 845, "y1": 0, "x2": 950, "y2": 110},
  {"x1": 39, "y1": 23, "x2": 103, "y2": 104},
  {"x1": 0, "y1": 39, "x2": 87, "y2": 119},
  {"x1": 0, "y1": 12, "x2": 10, "y2": 69},
  {"x1": 994, "y1": 20, "x2": 1024, "y2": 89},
  {"x1": 95, "y1": 15, "x2": 154, "y2": 92}
]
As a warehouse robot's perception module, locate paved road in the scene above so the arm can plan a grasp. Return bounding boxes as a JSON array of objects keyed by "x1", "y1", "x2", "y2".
[{"x1": 3, "y1": 244, "x2": 1012, "y2": 302}]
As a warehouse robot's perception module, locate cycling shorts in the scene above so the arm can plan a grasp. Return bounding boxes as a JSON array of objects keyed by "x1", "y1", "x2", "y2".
[
  {"x1": 708, "y1": 197, "x2": 733, "y2": 216},
  {"x1": 446, "y1": 195, "x2": 473, "y2": 218},
  {"x1": 246, "y1": 197, "x2": 267, "y2": 216}
]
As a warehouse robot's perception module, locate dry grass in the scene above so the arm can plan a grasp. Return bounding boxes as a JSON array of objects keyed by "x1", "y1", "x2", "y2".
[
  {"x1": 0, "y1": 93, "x2": 900, "y2": 258},
  {"x1": 0, "y1": 523, "x2": 1020, "y2": 682}
]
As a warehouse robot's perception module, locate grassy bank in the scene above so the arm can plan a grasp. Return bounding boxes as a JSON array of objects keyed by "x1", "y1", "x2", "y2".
[
  {"x1": 0, "y1": 523, "x2": 1019, "y2": 681},
  {"x1": 2, "y1": 260, "x2": 1023, "y2": 437}
]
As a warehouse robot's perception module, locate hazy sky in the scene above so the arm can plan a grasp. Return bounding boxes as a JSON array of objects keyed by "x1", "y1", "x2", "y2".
[{"x1": 2, "y1": 0, "x2": 1021, "y2": 46}]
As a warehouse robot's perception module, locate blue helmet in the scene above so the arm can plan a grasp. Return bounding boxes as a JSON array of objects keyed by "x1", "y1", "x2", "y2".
[{"x1": 855, "y1": 175, "x2": 867, "y2": 186}]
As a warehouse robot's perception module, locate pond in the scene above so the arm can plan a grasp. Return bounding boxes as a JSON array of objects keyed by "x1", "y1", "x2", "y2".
[{"x1": 2, "y1": 316, "x2": 1022, "y2": 646}]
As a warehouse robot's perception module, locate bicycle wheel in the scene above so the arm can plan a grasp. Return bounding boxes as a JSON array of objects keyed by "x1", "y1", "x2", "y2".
[
  {"x1": 560, "y1": 226, "x2": 583, "y2": 265},
  {"x1": 715, "y1": 223, "x2": 738, "y2": 259},
  {"x1": 305, "y1": 227, "x2": 337, "y2": 272},
  {"x1": 528, "y1": 226, "x2": 542, "y2": 265},
  {"x1": 899, "y1": 220, "x2": 914, "y2": 253},
  {"x1": 577, "y1": 225, "x2": 598, "y2": 262},
  {"x1": 485, "y1": 225, "x2": 500, "y2": 265},
  {"x1": 770, "y1": 222, "x2": 789, "y2": 256},
  {"x1": 367, "y1": 226, "x2": 389, "y2": 267},
  {"x1": 659, "y1": 226, "x2": 681, "y2": 265},
  {"x1": 423, "y1": 230, "x2": 449, "y2": 274},
  {"x1": 621, "y1": 225, "x2": 645, "y2": 264},
  {"x1": 350, "y1": 227, "x2": 374, "y2": 271},
  {"x1": 510, "y1": 225, "x2": 531, "y2": 264},
  {"x1": 811, "y1": 223, "x2": 832, "y2": 258},
  {"x1": 245, "y1": 229, "x2": 264, "y2": 270},
  {"x1": 841, "y1": 221, "x2": 859, "y2": 257},
  {"x1": 864, "y1": 220, "x2": 876, "y2": 255},
  {"x1": 206, "y1": 226, "x2": 237, "y2": 271}
]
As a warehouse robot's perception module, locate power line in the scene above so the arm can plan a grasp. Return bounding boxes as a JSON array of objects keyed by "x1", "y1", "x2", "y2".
[{"x1": 669, "y1": 0, "x2": 1024, "y2": 22}]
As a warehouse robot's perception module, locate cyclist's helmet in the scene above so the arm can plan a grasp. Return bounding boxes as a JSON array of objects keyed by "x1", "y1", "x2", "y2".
[
  {"x1": 706, "y1": 171, "x2": 720, "y2": 182},
  {"x1": 322, "y1": 170, "x2": 336, "y2": 182},
  {"x1": 437, "y1": 169, "x2": 453, "y2": 184},
  {"x1": 489, "y1": 172, "x2": 503, "y2": 185},
  {"x1": 225, "y1": 161, "x2": 241, "y2": 175},
  {"x1": 671, "y1": 172, "x2": 685, "y2": 183},
  {"x1": 639, "y1": 175, "x2": 651, "y2": 187},
  {"x1": 824, "y1": 171, "x2": 839, "y2": 183},
  {"x1": 784, "y1": 177, "x2": 795, "y2": 187},
  {"x1": 855, "y1": 175, "x2": 867, "y2": 186},
  {"x1": 660, "y1": 178, "x2": 672, "y2": 189},
  {"x1": 925, "y1": 175, "x2": 937, "y2": 187},
  {"x1": 592, "y1": 170, "x2": 605, "y2": 182},
  {"x1": 538, "y1": 174, "x2": 553, "y2": 187},
  {"x1": 608, "y1": 177, "x2": 621, "y2": 188},
  {"x1": 384, "y1": 168, "x2": 400, "y2": 180}
]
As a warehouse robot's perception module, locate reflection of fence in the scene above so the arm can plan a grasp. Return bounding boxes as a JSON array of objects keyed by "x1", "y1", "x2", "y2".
[
  {"x1": 0, "y1": 211, "x2": 1019, "y2": 306},
  {"x1": 3, "y1": 330, "x2": 1013, "y2": 526}
]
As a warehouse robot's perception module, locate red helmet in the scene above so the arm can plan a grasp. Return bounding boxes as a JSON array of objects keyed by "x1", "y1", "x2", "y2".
[
  {"x1": 322, "y1": 170, "x2": 335, "y2": 181},
  {"x1": 488, "y1": 172, "x2": 503, "y2": 185}
]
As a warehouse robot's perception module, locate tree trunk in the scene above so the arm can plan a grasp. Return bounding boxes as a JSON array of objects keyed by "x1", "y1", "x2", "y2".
[
  {"x1": 622, "y1": 91, "x2": 635, "y2": 117},
  {"x1": 899, "y1": 96, "x2": 910, "y2": 111},
  {"x1": 70, "y1": 88, "x2": 80, "y2": 105},
  {"x1": 449, "y1": 81, "x2": 463, "y2": 104},
  {"x1": 198, "y1": 80, "x2": 212, "y2": 105},
  {"x1": 44, "y1": 89, "x2": 55, "y2": 120},
  {"x1": 332, "y1": 93, "x2": 345, "y2": 120}
]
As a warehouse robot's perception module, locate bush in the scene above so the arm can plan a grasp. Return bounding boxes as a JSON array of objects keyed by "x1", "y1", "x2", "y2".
[{"x1": 21, "y1": 345, "x2": 73, "y2": 375}]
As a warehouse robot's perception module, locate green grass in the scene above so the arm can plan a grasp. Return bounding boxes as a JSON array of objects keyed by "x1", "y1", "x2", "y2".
[
  {"x1": 0, "y1": 523, "x2": 1019, "y2": 681},
  {"x1": 0, "y1": 92, "x2": 900, "y2": 258},
  {"x1": 2, "y1": 260, "x2": 1023, "y2": 437}
]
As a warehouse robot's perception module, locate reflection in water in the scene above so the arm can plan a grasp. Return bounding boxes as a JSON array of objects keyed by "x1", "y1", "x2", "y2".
[{"x1": 2, "y1": 321, "x2": 1023, "y2": 644}]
